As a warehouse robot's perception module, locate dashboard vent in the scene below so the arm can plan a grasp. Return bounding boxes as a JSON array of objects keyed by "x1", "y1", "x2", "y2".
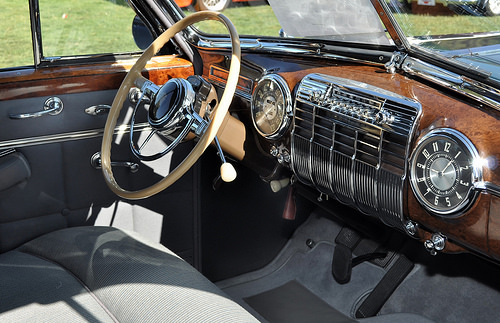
[{"x1": 291, "y1": 74, "x2": 421, "y2": 229}]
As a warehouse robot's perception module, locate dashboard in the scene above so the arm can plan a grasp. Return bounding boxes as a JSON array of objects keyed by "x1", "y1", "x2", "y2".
[{"x1": 202, "y1": 51, "x2": 500, "y2": 262}]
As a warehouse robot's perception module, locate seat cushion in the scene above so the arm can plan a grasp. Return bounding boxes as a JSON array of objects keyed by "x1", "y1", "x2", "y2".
[
  {"x1": 0, "y1": 226, "x2": 259, "y2": 322},
  {"x1": 0, "y1": 250, "x2": 116, "y2": 322}
]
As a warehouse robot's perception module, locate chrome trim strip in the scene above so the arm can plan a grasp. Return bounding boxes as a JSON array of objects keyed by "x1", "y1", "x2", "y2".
[
  {"x1": 475, "y1": 181, "x2": 500, "y2": 197},
  {"x1": 0, "y1": 148, "x2": 16, "y2": 158},
  {"x1": 0, "y1": 123, "x2": 151, "y2": 150},
  {"x1": 196, "y1": 39, "x2": 386, "y2": 66},
  {"x1": 402, "y1": 57, "x2": 500, "y2": 111},
  {"x1": 208, "y1": 65, "x2": 253, "y2": 100},
  {"x1": 209, "y1": 79, "x2": 252, "y2": 101},
  {"x1": 198, "y1": 38, "x2": 262, "y2": 50}
]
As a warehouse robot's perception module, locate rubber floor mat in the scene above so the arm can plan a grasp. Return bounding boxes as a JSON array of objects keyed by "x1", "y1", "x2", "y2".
[{"x1": 244, "y1": 280, "x2": 356, "y2": 323}]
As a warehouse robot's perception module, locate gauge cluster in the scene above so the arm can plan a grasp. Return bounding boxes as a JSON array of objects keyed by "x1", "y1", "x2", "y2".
[
  {"x1": 410, "y1": 129, "x2": 482, "y2": 216},
  {"x1": 250, "y1": 74, "x2": 292, "y2": 140}
]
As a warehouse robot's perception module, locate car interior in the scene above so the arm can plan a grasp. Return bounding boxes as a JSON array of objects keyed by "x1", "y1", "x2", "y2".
[{"x1": 1, "y1": 0, "x2": 500, "y2": 322}]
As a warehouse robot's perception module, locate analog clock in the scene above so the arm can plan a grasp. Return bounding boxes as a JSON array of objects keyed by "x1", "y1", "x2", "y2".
[{"x1": 410, "y1": 128, "x2": 482, "y2": 216}]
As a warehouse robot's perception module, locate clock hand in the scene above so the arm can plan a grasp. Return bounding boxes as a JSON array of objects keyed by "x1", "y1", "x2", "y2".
[{"x1": 441, "y1": 160, "x2": 453, "y2": 173}]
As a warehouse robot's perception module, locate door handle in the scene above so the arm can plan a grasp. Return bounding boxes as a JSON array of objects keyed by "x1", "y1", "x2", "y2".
[
  {"x1": 90, "y1": 152, "x2": 139, "y2": 173},
  {"x1": 9, "y1": 97, "x2": 64, "y2": 119}
]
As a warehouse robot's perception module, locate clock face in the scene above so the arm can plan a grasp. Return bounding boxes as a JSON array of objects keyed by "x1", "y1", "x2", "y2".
[{"x1": 410, "y1": 129, "x2": 481, "y2": 216}]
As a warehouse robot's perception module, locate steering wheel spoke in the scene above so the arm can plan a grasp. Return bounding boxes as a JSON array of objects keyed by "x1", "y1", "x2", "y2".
[
  {"x1": 138, "y1": 128, "x2": 157, "y2": 152},
  {"x1": 101, "y1": 11, "x2": 240, "y2": 199},
  {"x1": 137, "y1": 76, "x2": 160, "y2": 100},
  {"x1": 131, "y1": 127, "x2": 159, "y2": 159}
]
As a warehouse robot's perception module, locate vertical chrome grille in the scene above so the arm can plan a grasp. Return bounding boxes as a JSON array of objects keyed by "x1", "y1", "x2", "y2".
[{"x1": 291, "y1": 74, "x2": 421, "y2": 229}]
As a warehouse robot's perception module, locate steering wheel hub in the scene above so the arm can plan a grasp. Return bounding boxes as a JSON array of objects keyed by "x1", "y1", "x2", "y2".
[{"x1": 148, "y1": 78, "x2": 195, "y2": 129}]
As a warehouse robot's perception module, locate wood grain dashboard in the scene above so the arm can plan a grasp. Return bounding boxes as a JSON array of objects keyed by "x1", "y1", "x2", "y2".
[
  {"x1": 200, "y1": 51, "x2": 500, "y2": 261},
  {"x1": 0, "y1": 55, "x2": 193, "y2": 101}
]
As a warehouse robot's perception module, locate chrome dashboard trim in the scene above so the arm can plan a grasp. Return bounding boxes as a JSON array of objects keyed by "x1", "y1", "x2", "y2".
[
  {"x1": 475, "y1": 181, "x2": 500, "y2": 197},
  {"x1": 196, "y1": 38, "x2": 388, "y2": 66},
  {"x1": 401, "y1": 56, "x2": 500, "y2": 111},
  {"x1": 0, "y1": 123, "x2": 151, "y2": 150},
  {"x1": 290, "y1": 73, "x2": 422, "y2": 231},
  {"x1": 208, "y1": 65, "x2": 253, "y2": 100}
]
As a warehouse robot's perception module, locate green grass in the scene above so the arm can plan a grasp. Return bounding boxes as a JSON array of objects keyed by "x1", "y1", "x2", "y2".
[
  {"x1": 0, "y1": 0, "x2": 138, "y2": 68},
  {"x1": 395, "y1": 13, "x2": 500, "y2": 36},
  {"x1": 39, "y1": 0, "x2": 138, "y2": 58},
  {"x1": 0, "y1": 0, "x2": 33, "y2": 68},
  {"x1": 2, "y1": 1, "x2": 500, "y2": 69},
  {"x1": 190, "y1": 5, "x2": 281, "y2": 36}
]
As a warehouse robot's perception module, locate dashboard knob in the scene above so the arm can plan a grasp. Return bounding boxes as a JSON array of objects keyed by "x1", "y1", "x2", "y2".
[{"x1": 424, "y1": 233, "x2": 446, "y2": 256}]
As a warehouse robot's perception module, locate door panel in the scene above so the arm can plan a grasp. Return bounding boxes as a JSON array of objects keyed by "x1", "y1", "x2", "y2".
[
  {"x1": 0, "y1": 56, "x2": 200, "y2": 264},
  {"x1": 0, "y1": 90, "x2": 116, "y2": 141}
]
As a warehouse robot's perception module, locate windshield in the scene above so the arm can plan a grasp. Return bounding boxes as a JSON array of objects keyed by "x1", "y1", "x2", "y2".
[
  {"x1": 188, "y1": 0, "x2": 390, "y2": 45},
  {"x1": 386, "y1": 0, "x2": 500, "y2": 47},
  {"x1": 267, "y1": 0, "x2": 390, "y2": 45},
  {"x1": 184, "y1": 0, "x2": 500, "y2": 79},
  {"x1": 386, "y1": 0, "x2": 500, "y2": 81}
]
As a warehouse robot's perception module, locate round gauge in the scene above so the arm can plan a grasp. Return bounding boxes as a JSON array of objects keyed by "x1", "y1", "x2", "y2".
[
  {"x1": 410, "y1": 128, "x2": 482, "y2": 217},
  {"x1": 251, "y1": 74, "x2": 292, "y2": 139}
]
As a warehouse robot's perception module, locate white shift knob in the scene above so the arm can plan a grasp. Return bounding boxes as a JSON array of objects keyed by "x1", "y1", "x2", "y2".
[{"x1": 220, "y1": 162, "x2": 237, "y2": 182}]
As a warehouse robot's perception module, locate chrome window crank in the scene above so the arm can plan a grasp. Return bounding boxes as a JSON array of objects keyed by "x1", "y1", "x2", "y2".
[
  {"x1": 91, "y1": 152, "x2": 139, "y2": 173},
  {"x1": 85, "y1": 104, "x2": 111, "y2": 116}
]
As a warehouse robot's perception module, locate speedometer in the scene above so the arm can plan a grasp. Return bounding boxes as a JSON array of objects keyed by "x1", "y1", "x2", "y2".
[
  {"x1": 251, "y1": 74, "x2": 292, "y2": 139},
  {"x1": 410, "y1": 128, "x2": 482, "y2": 217}
]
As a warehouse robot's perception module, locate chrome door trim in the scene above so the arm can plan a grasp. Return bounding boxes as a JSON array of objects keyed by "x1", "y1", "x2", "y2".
[{"x1": 0, "y1": 123, "x2": 151, "y2": 150}]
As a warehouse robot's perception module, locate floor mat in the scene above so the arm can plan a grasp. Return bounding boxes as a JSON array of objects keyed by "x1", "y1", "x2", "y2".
[
  {"x1": 218, "y1": 211, "x2": 388, "y2": 318},
  {"x1": 244, "y1": 280, "x2": 356, "y2": 323},
  {"x1": 220, "y1": 210, "x2": 500, "y2": 323}
]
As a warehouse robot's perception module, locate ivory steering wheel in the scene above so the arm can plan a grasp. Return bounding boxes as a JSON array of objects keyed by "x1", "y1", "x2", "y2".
[{"x1": 101, "y1": 11, "x2": 241, "y2": 200}]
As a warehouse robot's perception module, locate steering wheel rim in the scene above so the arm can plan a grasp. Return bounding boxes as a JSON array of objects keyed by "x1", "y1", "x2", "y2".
[{"x1": 101, "y1": 11, "x2": 241, "y2": 200}]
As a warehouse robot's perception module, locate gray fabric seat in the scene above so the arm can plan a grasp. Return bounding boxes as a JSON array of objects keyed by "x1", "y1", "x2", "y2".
[
  {"x1": 0, "y1": 226, "x2": 259, "y2": 322},
  {"x1": 0, "y1": 226, "x2": 435, "y2": 322}
]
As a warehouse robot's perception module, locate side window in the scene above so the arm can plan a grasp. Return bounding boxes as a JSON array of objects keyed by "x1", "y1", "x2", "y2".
[
  {"x1": 39, "y1": 0, "x2": 140, "y2": 59},
  {"x1": 0, "y1": 1, "x2": 33, "y2": 69}
]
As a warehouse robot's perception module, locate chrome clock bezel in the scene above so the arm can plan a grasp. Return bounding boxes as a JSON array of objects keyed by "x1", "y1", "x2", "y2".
[
  {"x1": 409, "y1": 128, "x2": 482, "y2": 217},
  {"x1": 250, "y1": 74, "x2": 293, "y2": 140}
]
